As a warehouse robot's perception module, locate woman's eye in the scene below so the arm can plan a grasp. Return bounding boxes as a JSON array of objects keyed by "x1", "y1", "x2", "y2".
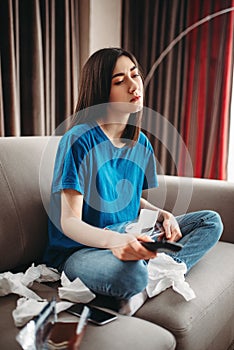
[
  {"x1": 132, "y1": 74, "x2": 140, "y2": 78},
  {"x1": 114, "y1": 80, "x2": 124, "y2": 85}
]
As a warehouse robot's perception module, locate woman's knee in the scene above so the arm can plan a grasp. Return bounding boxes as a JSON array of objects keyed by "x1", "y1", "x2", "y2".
[
  {"x1": 201, "y1": 210, "x2": 223, "y2": 240},
  {"x1": 108, "y1": 259, "x2": 149, "y2": 299},
  {"x1": 63, "y1": 248, "x2": 149, "y2": 300},
  {"x1": 205, "y1": 210, "x2": 223, "y2": 229}
]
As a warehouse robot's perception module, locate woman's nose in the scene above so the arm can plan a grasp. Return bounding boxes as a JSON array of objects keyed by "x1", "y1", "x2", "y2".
[{"x1": 128, "y1": 78, "x2": 138, "y2": 93}]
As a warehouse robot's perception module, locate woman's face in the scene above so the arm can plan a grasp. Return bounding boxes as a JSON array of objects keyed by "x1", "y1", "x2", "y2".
[{"x1": 109, "y1": 55, "x2": 144, "y2": 112}]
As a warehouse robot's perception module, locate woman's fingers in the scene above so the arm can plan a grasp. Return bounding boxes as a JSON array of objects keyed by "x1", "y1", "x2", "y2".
[
  {"x1": 111, "y1": 235, "x2": 157, "y2": 260},
  {"x1": 162, "y1": 215, "x2": 182, "y2": 242}
]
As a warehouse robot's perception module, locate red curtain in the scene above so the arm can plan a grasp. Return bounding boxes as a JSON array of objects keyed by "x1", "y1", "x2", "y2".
[
  {"x1": 180, "y1": 1, "x2": 234, "y2": 179},
  {"x1": 122, "y1": 0, "x2": 234, "y2": 180}
]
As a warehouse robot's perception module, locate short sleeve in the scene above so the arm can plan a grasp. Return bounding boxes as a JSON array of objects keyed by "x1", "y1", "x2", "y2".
[{"x1": 52, "y1": 133, "x2": 87, "y2": 195}]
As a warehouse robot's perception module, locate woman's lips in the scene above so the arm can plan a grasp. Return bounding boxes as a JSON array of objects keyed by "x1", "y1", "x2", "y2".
[{"x1": 130, "y1": 96, "x2": 141, "y2": 102}]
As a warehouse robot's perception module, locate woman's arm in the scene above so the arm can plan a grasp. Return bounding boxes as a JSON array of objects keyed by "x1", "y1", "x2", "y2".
[
  {"x1": 140, "y1": 197, "x2": 182, "y2": 241},
  {"x1": 61, "y1": 189, "x2": 157, "y2": 260}
]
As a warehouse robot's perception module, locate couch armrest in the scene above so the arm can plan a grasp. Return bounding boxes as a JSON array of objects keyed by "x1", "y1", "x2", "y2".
[{"x1": 143, "y1": 176, "x2": 234, "y2": 244}]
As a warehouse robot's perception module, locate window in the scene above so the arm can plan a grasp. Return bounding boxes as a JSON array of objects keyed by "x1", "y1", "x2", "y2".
[{"x1": 227, "y1": 69, "x2": 234, "y2": 182}]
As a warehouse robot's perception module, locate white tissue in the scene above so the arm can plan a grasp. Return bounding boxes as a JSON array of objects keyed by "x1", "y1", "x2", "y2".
[
  {"x1": 0, "y1": 264, "x2": 60, "y2": 301},
  {"x1": 0, "y1": 272, "x2": 43, "y2": 300},
  {"x1": 13, "y1": 298, "x2": 48, "y2": 327},
  {"x1": 58, "y1": 271, "x2": 96, "y2": 303},
  {"x1": 147, "y1": 253, "x2": 196, "y2": 301},
  {"x1": 0, "y1": 264, "x2": 60, "y2": 300},
  {"x1": 10, "y1": 269, "x2": 95, "y2": 327},
  {"x1": 12, "y1": 297, "x2": 74, "y2": 327},
  {"x1": 126, "y1": 209, "x2": 159, "y2": 234},
  {"x1": 33, "y1": 265, "x2": 61, "y2": 283}
]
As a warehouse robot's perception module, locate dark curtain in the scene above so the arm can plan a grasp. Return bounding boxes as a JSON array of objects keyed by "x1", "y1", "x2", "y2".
[
  {"x1": 122, "y1": 0, "x2": 234, "y2": 180},
  {"x1": 0, "y1": 0, "x2": 80, "y2": 136}
]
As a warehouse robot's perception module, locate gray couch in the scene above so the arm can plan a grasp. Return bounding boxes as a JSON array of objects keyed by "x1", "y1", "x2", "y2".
[{"x1": 0, "y1": 136, "x2": 233, "y2": 350}]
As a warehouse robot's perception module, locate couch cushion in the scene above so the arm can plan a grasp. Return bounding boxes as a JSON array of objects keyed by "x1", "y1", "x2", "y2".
[
  {"x1": 135, "y1": 242, "x2": 234, "y2": 350},
  {"x1": 60, "y1": 312, "x2": 176, "y2": 350},
  {"x1": 0, "y1": 137, "x2": 55, "y2": 272},
  {"x1": 0, "y1": 283, "x2": 176, "y2": 350}
]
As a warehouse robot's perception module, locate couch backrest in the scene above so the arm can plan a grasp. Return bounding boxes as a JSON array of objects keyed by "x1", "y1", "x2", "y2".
[
  {"x1": 0, "y1": 136, "x2": 59, "y2": 272},
  {"x1": 1, "y1": 136, "x2": 232, "y2": 273}
]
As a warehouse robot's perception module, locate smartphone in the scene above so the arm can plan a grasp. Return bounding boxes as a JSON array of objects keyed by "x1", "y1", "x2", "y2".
[
  {"x1": 67, "y1": 303, "x2": 117, "y2": 326},
  {"x1": 141, "y1": 240, "x2": 183, "y2": 253}
]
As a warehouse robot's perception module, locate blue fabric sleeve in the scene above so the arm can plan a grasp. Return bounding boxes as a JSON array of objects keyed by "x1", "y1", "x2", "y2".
[{"x1": 52, "y1": 134, "x2": 86, "y2": 195}]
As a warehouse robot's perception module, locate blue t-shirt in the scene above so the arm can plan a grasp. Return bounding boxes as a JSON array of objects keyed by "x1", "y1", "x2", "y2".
[{"x1": 43, "y1": 122, "x2": 158, "y2": 268}]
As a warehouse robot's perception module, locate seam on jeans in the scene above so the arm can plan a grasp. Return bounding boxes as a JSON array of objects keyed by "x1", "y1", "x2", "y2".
[
  {"x1": 178, "y1": 211, "x2": 217, "y2": 230},
  {"x1": 169, "y1": 224, "x2": 213, "y2": 268}
]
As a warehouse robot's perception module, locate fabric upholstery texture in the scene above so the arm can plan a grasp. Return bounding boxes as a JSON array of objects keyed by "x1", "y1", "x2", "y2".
[
  {"x1": 136, "y1": 242, "x2": 234, "y2": 350},
  {"x1": 0, "y1": 136, "x2": 233, "y2": 350}
]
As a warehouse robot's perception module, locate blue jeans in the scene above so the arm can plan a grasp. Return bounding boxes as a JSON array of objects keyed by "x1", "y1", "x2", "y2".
[{"x1": 63, "y1": 210, "x2": 223, "y2": 300}]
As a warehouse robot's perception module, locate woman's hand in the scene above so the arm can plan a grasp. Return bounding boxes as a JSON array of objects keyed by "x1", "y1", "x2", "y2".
[
  {"x1": 110, "y1": 234, "x2": 157, "y2": 261},
  {"x1": 158, "y1": 210, "x2": 182, "y2": 242}
]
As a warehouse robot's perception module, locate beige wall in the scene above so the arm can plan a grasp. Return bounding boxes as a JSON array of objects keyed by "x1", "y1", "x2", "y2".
[
  {"x1": 79, "y1": 0, "x2": 122, "y2": 67},
  {"x1": 90, "y1": 0, "x2": 122, "y2": 54}
]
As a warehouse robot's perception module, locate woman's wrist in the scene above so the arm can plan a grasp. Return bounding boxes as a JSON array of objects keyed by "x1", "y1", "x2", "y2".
[{"x1": 107, "y1": 231, "x2": 138, "y2": 250}]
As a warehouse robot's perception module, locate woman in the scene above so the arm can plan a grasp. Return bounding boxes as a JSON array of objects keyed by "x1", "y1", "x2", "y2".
[{"x1": 43, "y1": 48, "x2": 223, "y2": 301}]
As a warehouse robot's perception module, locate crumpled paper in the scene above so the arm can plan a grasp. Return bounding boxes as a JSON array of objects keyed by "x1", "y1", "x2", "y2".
[
  {"x1": 1, "y1": 249, "x2": 195, "y2": 329},
  {"x1": 0, "y1": 264, "x2": 96, "y2": 327},
  {"x1": 12, "y1": 297, "x2": 74, "y2": 327},
  {"x1": 0, "y1": 264, "x2": 60, "y2": 300},
  {"x1": 125, "y1": 208, "x2": 159, "y2": 234},
  {"x1": 146, "y1": 253, "x2": 196, "y2": 301},
  {"x1": 58, "y1": 271, "x2": 95, "y2": 303}
]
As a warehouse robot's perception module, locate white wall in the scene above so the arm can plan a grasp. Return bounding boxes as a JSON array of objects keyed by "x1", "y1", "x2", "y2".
[
  {"x1": 228, "y1": 69, "x2": 234, "y2": 182},
  {"x1": 89, "y1": 0, "x2": 122, "y2": 55},
  {"x1": 79, "y1": 0, "x2": 122, "y2": 68}
]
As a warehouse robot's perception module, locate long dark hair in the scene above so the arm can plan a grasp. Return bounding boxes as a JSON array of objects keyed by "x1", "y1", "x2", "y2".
[{"x1": 69, "y1": 48, "x2": 144, "y2": 143}]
